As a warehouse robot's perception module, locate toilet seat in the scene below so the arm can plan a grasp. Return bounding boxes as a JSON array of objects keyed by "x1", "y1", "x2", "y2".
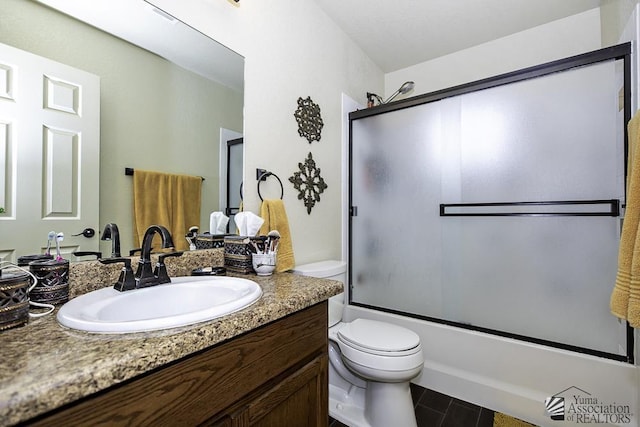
[
  {"x1": 337, "y1": 318, "x2": 421, "y2": 356},
  {"x1": 331, "y1": 319, "x2": 424, "y2": 374}
]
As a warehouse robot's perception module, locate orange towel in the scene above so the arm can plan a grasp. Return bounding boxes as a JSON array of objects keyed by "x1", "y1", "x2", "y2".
[
  {"x1": 133, "y1": 170, "x2": 202, "y2": 252},
  {"x1": 259, "y1": 199, "x2": 295, "y2": 273},
  {"x1": 611, "y1": 112, "x2": 640, "y2": 327}
]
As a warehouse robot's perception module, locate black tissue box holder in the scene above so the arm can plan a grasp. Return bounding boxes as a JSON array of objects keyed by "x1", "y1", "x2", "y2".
[
  {"x1": 195, "y1": 233, "x2": 227, "y2": 249},
  {"x1": 224, "y1": 236, "x2": 262, "y2": 274},
  {"x1": 0, "y1": 269, "x2": 31, "y2": 331}
]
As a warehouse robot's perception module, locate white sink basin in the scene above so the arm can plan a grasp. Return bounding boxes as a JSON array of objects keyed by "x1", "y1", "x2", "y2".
[{"x1": 57, "y1": 276, "x2": 262, "y2": 333}]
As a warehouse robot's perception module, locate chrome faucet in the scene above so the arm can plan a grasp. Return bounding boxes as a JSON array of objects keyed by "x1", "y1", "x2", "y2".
[
  {"x1": 136, "y1": 225, "x2": 175, "y2": 288},
  {"x1": 100, "y1": 223, "x2": 121, "y2": 258}
]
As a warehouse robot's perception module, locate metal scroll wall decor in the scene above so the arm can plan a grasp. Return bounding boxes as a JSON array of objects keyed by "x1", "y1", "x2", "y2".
[
  {"x1": 293, "y1": 96, "x2": 323, "y2": 143},
  {"x1": 289, "y1": 152, "x2": 328, "y2": 214}
]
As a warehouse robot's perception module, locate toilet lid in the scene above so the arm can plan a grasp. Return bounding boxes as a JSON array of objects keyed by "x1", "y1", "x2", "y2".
[{"x1": 337, "y1": 319, "x2": 420, "y2": 353}]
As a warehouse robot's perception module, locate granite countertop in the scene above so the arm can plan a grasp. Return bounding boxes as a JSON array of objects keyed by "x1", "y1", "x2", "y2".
[{"x1": 0, "y1": 253, "x2": 343, "y2": 426}]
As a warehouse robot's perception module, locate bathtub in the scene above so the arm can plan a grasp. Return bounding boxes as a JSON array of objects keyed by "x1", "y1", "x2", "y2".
[{"x1": 345, "y1": 305, "x2": 639, "y2": 426}]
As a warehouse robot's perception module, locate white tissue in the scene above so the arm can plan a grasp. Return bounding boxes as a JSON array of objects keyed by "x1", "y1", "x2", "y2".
[
  {"x1": 209, "y1": 212, "x2": 229, "y2": 234},
  {"x1": 234, "y1": 212, "x2": 264, "y2": 236}
]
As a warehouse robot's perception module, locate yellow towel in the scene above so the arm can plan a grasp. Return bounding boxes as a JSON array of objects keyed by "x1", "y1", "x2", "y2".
[
  {"x1": 259, "y1": 199, "x2": 295, "y2": 273},
  {"x1": 234, "y1": 201, "x2": 244, "y2": 235},
  {"x1": 133, "y1": 170, "x2": 202, "y2": 252},
  {"x1": 611, "y1": 112, "x2": 640, "y2": 327}
]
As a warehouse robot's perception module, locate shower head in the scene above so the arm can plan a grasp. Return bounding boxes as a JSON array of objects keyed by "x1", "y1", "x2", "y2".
[
  {"x1": 366, "y1": 81, "x2": 416, "y2": 107},
  {"x1": 398, "y1": 81, "x2": 415, "y2": 94},
  {"x1": 384, "y1": 81, "x2": 415, "y2": 104}
]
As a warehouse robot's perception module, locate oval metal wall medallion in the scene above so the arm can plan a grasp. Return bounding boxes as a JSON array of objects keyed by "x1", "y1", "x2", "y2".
[{"x1": 294, "y1": 96, "x2": 323, "y2": 143}]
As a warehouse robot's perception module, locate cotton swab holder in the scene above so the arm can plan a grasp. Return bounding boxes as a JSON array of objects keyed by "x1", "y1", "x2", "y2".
[
  {"x1": 29, "y1": 259, "x2": 70, "y2": 305},
  {"x1": 252, "y1": 252, "x2": 276, "y2": 276},
  {"x1": 0, "y1": 267, "x2": 30, "y2": 330}
]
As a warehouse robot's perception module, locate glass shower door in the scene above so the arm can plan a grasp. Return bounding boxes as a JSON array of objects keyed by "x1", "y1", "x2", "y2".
[{"x1": 350, "y1": 56, "x2": 627, "y2": 358}]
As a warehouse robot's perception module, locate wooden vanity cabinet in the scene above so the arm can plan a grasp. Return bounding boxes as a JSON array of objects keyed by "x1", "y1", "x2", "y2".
[
  {"x1": 27, "y1": 302, "x2": 328, "y2": 427},
  {"x1": 210, "y1": 355, "x2": 328, "y2": 427}
]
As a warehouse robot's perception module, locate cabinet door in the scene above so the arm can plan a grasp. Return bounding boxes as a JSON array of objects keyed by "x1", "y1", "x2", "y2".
[{"x1": 221, "y1": 355, "x2": 328, "y2": 427}]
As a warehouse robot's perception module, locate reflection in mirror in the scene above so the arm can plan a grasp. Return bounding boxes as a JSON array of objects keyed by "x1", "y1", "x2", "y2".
[
  {"x1": 226, "y1": 137, "x2": 244, "y2": 234},
  {"x1": 0, "y1": 0, "x2": 244, "y2": 260}
]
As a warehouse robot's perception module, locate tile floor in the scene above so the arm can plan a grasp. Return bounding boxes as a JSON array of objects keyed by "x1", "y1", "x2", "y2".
[{"x1": 328, "y1": 383, "x2": 495, "y2": 427}]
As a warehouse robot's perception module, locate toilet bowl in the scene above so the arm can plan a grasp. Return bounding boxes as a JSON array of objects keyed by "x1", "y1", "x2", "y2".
[{"x1": 293, "y1": 261, "x2": 424, "y2": 427}]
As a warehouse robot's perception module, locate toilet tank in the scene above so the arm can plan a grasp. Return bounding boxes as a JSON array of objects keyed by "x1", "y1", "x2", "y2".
[{"x1": 292, "y1": 260, "x2": 346, "y2": 327}]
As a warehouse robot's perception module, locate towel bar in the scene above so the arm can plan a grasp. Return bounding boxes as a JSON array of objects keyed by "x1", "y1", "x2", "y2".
[{"x1": 125, "y1": 167, "x2": 204, "y2": 181}]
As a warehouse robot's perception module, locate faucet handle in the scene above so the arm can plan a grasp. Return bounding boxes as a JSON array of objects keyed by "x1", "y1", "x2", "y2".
[
  {"x1": 155, "y1": 251, "x2": 184, "y2": 284},
  {"x1": 73, "y1": 251, "x2": 102, "y2": 260},
  {"x1": 99, "y1": 257, "x2": 136, "y2": 291}
]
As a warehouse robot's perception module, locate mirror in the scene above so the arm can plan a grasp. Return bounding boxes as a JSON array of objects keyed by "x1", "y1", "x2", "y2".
[{"x1": 1, "y1": 0, "x2": 244, "y2": 259}]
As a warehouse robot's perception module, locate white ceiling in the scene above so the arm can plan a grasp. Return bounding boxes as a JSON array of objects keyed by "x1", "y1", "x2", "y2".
[{"x1": 313, "y1": 0, "x2": 603, "y2": 73}]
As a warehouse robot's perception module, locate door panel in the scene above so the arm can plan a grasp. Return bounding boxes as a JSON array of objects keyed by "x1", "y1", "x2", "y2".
[{"x1": 0, "y1": 42, "x2": 100, "y2": 262}]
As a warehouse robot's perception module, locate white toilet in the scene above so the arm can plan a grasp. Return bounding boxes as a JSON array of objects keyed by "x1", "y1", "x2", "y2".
[{"x1": 293, "y1": 261, "x2": 423, "y2": 427}]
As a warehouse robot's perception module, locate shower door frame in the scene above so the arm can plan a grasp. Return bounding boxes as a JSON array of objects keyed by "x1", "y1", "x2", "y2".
[{"x1": 348, "y1": 42, "x2": 633, "y2": 363}]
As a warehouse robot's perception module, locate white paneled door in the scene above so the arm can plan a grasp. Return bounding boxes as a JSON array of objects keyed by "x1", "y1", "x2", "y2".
[{"x1": 0, "y1": 42, "x2": 100, "y2": 263}]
